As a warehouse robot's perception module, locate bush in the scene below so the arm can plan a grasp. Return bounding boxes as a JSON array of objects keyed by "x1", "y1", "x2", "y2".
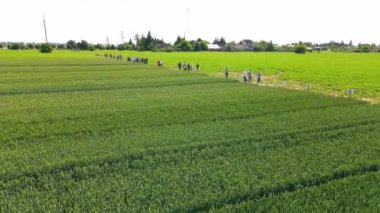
[
  {"x1": 27, "y1": 43, "x2": 35, "y2": 49},
  {"x1": 117, "y1": 44, "x2": 126, "y2": 51},
  {"x1": 40, "y1": 43, "x2": 53, "y2": 53},
  {"x1": 57, "y1": 44, "x2": 65, "y2": 49},
  {"x1": 161, "y1": 46, "x2": 174, "y2": 52},
  {"x1": 294, "y1": 44, "x2": 306, "y2": 54},
  {"x1": 9, "y1": 43, "x2": 25, "y2": 50},
  {"x1": 358, "y1": 44, "x2": 370, "y2": 53}
]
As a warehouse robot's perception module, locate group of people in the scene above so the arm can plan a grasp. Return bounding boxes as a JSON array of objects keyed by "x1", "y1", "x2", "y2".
[
  {"x1": 96, "y1": 53, "x2": 123, "y2": 60},
  {"x1": 95, "y1": 53, "x2": 149, "y2": 64},
  {"x1": 127, "y1": 57, "x2": 148, "y2": 64},
  {"x1": 177, "y1": 62, "x2": 200, "y2": 71},
  {"x1": 243, "y1": 70, "x2": 262, "y2": 83},
  {"x1": 225, "y1": 66, "x2": 262, "y2": 84},
  {"x1": 157, "y1": 59, "x2": 164, "y2": 67},
  {"x1": 95, "y1": 53, "x2": 262, "y2": 83}
]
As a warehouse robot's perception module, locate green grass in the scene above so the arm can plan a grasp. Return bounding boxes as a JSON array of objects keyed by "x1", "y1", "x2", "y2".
[
  {"x1": 0, "y1": 50, "x2": 379, "y2": 211},
  {"x1": 1, "y1": 50, "x2": 380, "y2": 98},
  {"x1": 99, "y1": 50, "x2": 380, "y2": 98}
]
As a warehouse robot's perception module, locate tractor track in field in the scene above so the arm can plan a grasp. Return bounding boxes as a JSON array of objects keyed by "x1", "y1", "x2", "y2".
[
  {"x1": 181, "y1": 167, "x2": 380, "y2": 212},
  {"x1": 0, "y1": 118, "x2": 378, "y2": 185},
  {"x1": 0, "y1": 93, "x2": 336, "y2": 126},
  {"x1": 0, "y1": 102, "x2": 365, "y2": 146},
  {"x1": 0, "y1": 80, "x2": 231, "y2": 96}
]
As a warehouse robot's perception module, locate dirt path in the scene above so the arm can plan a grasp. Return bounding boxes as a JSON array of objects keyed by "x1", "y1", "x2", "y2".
[{"x1": 209, "y1": 72, "x2": 380, "y2": 104}]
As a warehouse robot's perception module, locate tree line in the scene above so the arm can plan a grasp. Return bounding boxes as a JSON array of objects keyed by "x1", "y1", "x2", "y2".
[{"x1": 1, "y1": 31, "x2": 380, "y2": 53}]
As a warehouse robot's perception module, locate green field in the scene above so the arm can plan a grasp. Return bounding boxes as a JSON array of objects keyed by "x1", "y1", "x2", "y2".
[
  {"x1": 1, "y1": 50, "x2": 380, "y2": 100},
  {"x1": 0, "y1": 50, "x2": 379, "y2": 211},
  {"x1": 119, "y1": 51, "x2": 380, "y2": 99}
]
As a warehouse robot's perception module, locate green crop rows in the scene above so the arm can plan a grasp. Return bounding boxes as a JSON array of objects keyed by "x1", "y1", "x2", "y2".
[{"x1": 0, "y1": 50, "x2": 379, "y2": 211}]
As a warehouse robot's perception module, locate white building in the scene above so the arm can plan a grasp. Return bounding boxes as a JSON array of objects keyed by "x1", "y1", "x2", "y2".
[{"x1": 208, "y1": 44, "x2": 221, "y2": 50}]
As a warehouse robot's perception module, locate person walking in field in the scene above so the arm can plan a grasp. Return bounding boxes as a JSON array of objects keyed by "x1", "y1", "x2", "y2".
[
  {"x1": 243, "y1": 71, "x2": 248, "y2": 82},
  {"x1": 196, "y1": 63, "x2": 200, "y2": 72},
  {"x1": 178, "y1": 62, "x2": 182, "y2": 71},
  {"x1": 225, "y1": 66, "x2": 229, "y2": 79},
  {"x1": 256, "y1": 72, "x2": 262, "y2": 84},
  {"x1": 248, "y1": 70, "x2": 253, "y2": 82}
]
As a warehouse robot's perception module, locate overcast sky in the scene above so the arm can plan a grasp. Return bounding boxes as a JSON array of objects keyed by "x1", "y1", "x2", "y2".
[{"x1": 1, "y1": 0, "x2": 379, "y2": 45}]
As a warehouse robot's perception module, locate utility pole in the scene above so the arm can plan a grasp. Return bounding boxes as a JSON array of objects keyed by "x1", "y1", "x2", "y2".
[
  {"x1": 121, "y1": 31, "x2": 125, "y2": 44},
  {"x1": 43, "y1": 16, "x2": 48, "y2": 43},
  {"x1": 106, "y1": 36, "x2": 110, "y2": 47},
  {"x1": 184, "y1": 7, "x2": 189, "y2": 38}
]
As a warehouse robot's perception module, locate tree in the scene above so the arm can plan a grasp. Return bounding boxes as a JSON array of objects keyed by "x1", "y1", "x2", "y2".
[
  {"x1": 9, "y1": 43, "x2": 25, "y2": 50},
  {"x1": 266, "y1": 40, "x2": 275, "y2": 51},
  {"x1": 27, "y1": 43, "x2": 35, "y2": 49},
  {"x1": 117, "y1": 44, "x2": 126, "y2": 51},
  {"x1": 135, "y1": 33, "x2": 146, "y2": 50},
  {"x1": 194, "y1": 42, "x2": 202, "y2": 51},
  {"x1": 174, "y1": 36, "x2": 184, "y2": 46},
  {"x1": 134, "y1": 34, "x2": 140, "y2": 47},
  {"x1": 219, "y1": 37, "x2": 226, "y2": 47},
  {"x1": 77, "y1": 40, "x2": 89, "y2": 50},
  {"x1": 0, "y1": 44, "x2": 3, "y2": 49},
  {"x1": 212, "y1": 38, "x2": 219, "y2": 45},
  {"x1": 193, "y1": 39, "x2": 208, "y2": 51},
  {"x1": 200, "y1": 40, "x2": 208, "y2": 50},
  {"x1": 144, "y1": 31, "x2": 153, "y2": 50},
  {"x1": 357, "y1": 43, "x2": 371, "y2": 53},
  {"x1": 57, "y1": 44, "x2": 64, "y2": 49},
  {"x1": 224, "y1": 41, "x2": 236, "y2": 51},
  {"x1": 124, "y1": 39, "x2": 135, "y2": 50},
  {"x1": 294, "y1": 44, "x2": 306, "y2": 54},
  {"x1": 66, "y1": 40, "x2": 76, "y2": 50},
  {"x1": 40, "y1": 43, "x2": 53, "y2": 53},
  {"x1": 95, "y1": 44, "x2": 105, "y2": 50},
  {"x1": 253, "y1": 41, "x2": 266, "y2": 51},
  {"x1": 176, "y1": 39, "x2": 192, "y2": 51}
]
